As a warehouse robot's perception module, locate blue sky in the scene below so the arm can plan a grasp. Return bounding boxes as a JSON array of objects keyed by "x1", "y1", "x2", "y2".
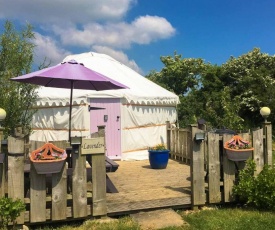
[{"x1": 1, "y1": 0, "x2": 275, "y2": 75}]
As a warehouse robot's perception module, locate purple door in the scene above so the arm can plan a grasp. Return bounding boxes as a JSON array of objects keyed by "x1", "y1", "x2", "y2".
[{"x1": 90, "y1": 98, "x2": 121, "y2": 159}]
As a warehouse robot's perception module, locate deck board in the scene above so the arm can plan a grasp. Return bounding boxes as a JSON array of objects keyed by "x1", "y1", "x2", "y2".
[{"x1": 106, "y1": 159, "x2": 191, "y2": 214}]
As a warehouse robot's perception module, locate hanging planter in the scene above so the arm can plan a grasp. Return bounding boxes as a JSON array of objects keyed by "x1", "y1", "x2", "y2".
[
  {"x1": 148, "y1": 144, "x2": 170, "y2": 169},
  {"x1": 224, "y1": 135, "x2": 254, "y2": 162},
  {"x1": 30, "y1": 143, "x2": 67, "y2": 174}
]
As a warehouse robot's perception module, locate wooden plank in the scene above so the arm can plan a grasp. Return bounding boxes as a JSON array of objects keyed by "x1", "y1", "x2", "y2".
[
  {"x1": 207, "y1": 132, "x2": 221, "y2": 203},
  {"x1": 178, "y1": 131, "x2": 184, "y2": 160},
  {"x1": 23, "y1": 204, "x2": 93, "y2": 223},
  {"x1": 166, "y1": 121, "x2": 171, "y2": 150},
  {"x1": 0, "y1": 128, "x2": 4, "y2": 197},
  {"x1": 0, "y1": 163, "x2": 4, "y2": 197},
  {"x1": 30, "y1": 163, "x2": 47, "y2": 222},
  {"x1": 222, "y1": 134, "x2": 236, "y2": 202},
  {"x1": 107, "y1": 196, "x2": 191, "y2": 214},
  {"x1": 253, "y1": 129, "x2": 264, "y2": 175},
  {"x1": 171, "y1": 128, "x2": 176, "y2": 157},
  {"x1": 190, "y1": 126, "x2": 206, "y2": 208},
  {"x1": 237, "y1": 133, "x2": 250, "y2": 171},
  {"x1": 92, "y1": 153, "x2": 107, "y2": 216},
  {"x1": 265, "y1": 122, "x2": 273, "y2": 165},
  {"x1": 72, "y1": 146, "x2": 87, "y2": 218},
  {"x1": 7, "y1": 137, "x2": 25, "y2": 224},
  {"x1": 51, "y1": 163, "x2": 67, "y2": 220},
  {"x1": 7, "y1": 136, "x2": 25, "y2": 154}
]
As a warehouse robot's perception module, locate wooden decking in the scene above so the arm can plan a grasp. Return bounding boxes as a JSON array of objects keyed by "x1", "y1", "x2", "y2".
[{"x1": 106, "y1": 159, "x2": 191, "y2": 215}]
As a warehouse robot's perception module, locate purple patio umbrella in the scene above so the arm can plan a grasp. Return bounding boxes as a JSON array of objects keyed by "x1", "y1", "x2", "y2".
[{"x1": 11, "y1": 60, "x2": 128, "y2": 142}]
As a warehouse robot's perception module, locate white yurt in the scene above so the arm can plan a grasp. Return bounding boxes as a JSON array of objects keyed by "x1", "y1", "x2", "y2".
[{"x1": 30, "y1": 52, "x2": 179, "y2": 160}]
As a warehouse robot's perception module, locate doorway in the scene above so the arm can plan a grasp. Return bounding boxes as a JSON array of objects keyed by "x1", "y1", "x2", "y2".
[{"x1": 90, "y1": 98, "x2": 121, "y2": 159}]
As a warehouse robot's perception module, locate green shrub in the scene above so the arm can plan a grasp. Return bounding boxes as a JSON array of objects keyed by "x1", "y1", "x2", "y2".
[
  {"x1": 0, "y1": 197, "x2": 26, "y2": 229},
  {"x1": 233, "y1": 159, "x2": 275, "y2": 210}
]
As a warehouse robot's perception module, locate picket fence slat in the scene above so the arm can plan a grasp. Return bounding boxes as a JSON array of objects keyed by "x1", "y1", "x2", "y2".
[
  {"x1": 52, "y1": 164, "x2": 67, "y2": 220},
  {"x1": 253, "y1": 129, "x2": 264, "y2": 175},
  {"x1": 72, "y1": 149, "x2": 88, "y2": 218},
  {"x1": 207, "y1": 132, "x2": 221, "y2": 203},
  {"x1": 30, "y1": 164, "x2": 47, "y2": 222},
  {"x1": 191, "y1": 126, "x2": 205, "y2": 208}
]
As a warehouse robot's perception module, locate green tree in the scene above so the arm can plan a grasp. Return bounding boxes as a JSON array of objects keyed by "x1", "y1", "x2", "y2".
[
  {"x1": 222, "y1": 48, "x2": 275, "y2": 128},
  {"x1": 147, "y1": 52, "x2": 207, "y2": 127},
  {"x1": 147, "y1": 49, "x2": 275, "y2": 130},
  {"x1": 0, "y1": 20, "x2": 38, "y2": 137}
]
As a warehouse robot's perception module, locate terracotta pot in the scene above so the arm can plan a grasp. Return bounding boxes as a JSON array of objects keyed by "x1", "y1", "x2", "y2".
[
  {"x1": 224, "y1": 148, "x2": 253, "y2": 161},
  {"x1": 31, "y1": 158, "x2": 67, "y2": 174},
  {"x1": 224, "y1": 135, "x2": 254, "y2": 162},
  {"x1": 30, "y1": 142, "x2": 67, "y2": 174}
]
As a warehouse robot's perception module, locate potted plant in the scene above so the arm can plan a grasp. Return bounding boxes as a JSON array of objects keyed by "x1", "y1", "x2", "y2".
[
  {"x1": 30, "y1": 143, "x2": 67, "y2": 174},
  {"x1": 148, "y1": 144, "x2": 170, "y2": 169},
  {"x1": 224, "y1": 135, "x2": 254, "y2": 161}
]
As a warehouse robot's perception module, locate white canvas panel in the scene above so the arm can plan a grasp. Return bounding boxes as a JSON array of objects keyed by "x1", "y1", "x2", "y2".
[
  {"x1": 121, "y1": 104, "x2": 177, "y2": 128},
  {"x1": 30, "y1": 104, "x2": 90, "y2": 142},
  {"x1": 121, "y1": 125, "x2": 168, "y2": 153}
]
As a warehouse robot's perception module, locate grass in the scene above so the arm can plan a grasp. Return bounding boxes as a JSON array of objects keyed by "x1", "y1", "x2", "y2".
[
  {"x1": 181, "y1": 206, "x2": 275, "y2": 230},
  {"x1": 33, "y1": 206, "x2": 275, "y2": 230}
]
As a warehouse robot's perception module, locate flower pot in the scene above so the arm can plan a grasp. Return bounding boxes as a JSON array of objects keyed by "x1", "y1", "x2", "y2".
[
  {"x1": 30, "y1": 142, "x2": 67, "y2": 174},
  {"x1": 224, "y1": 148, "x2": 253, "y2": 162},
  {"x1": 148, "y1": 150, "x2": 170, "y2": 169},
  {"x1": 31, "y1": 158, "x2": 67, "y2": 174},
  {"x1": 224, "y1": 135, "x2": 254, "y2": 162}
]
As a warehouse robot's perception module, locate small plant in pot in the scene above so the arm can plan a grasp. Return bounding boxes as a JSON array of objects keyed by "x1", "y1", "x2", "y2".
[
  {"x1": 224, "y1": 135, "x2": 254, "y2": 162},
  {"x1": 30, "y1": 143, "x2": 67, "y2": 174},
  {"x1": 148, "y1": 144, "x2": 170, "y2": 169}
]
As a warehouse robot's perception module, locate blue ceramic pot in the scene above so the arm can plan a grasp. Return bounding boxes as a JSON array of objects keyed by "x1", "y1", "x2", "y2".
[{"x1": 148, "y1": 150, "x2": 170, "y2": 169}]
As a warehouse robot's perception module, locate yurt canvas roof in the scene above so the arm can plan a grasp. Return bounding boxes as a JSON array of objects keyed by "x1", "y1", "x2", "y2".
[{"x1": 35, "y1": 52, "x2": 179, "y2": 106}]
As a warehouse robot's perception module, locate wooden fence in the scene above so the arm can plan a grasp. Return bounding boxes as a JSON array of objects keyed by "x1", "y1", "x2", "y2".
[
  {"x1": 166, "y1": 122, "x2": 192, "y2": 163},
  {"x1": 167, "y1": 121, "x2": 273, "y2": 208},
  {"x1": 0, "y1": 120, "x2": 272, "y2": 226},
  {"x1": 0, "y1": 128, "x2": 107, "y2": 227}
]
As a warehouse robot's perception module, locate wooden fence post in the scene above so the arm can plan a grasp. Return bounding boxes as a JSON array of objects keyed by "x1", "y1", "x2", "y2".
[
  {"x1": 92, "y1": 126, "x2": 107, "y2": 216},
  {"x1": 0, "y1": 128, "x2": 5, "y2": 197},
  {"x1": 7, "y1": 133, "x2": 25, "y2": 225},
  {"x1": 262, "y1": 121, "x2": 272, "y2": 165},
  {"x1": 71, "y1": 137, "x2": 87, "y2": 218},
  {"x1": 222, "y1": 134, "x2": 236, "y2": 202},
  {"x1": 190, "y1": 125, "x2": 205, "y2": 209},
  {"x1": 253, "y1": 129, "x2": 264, "y2": 175},
  {"x1": 166, "y1": 121, "x2": 171, "y2": 151},
  {"x1": 207, "y1": 132, "x2": 221, "y2": 203}
]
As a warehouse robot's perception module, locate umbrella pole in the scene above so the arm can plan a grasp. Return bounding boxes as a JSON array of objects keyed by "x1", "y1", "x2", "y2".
[{"x1": 69, "y1": 81, "x2": 74, "y2": 143}]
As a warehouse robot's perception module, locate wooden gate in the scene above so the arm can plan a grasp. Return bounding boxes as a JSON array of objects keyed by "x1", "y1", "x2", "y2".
[{"x1": 190, "y1": 122, "x2": 272, "y2": 208}]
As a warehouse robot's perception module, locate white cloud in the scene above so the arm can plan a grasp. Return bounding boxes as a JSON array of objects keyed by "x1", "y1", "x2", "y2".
[
  {"x1": 0, "y1": 0, "x2": 136, "y2": 25},
  {"x1": 92, "y1": 46, "x2": 143, "y2": 74},
  {"x1": 53, "y1": 15, "x2": 175, "y2": 49},
  {"x1": 0, "y1": 1, "x2": 175, "y2": 73},
  {"x1": 33, "y1": 33, "x2": 71, "y2": 66}
]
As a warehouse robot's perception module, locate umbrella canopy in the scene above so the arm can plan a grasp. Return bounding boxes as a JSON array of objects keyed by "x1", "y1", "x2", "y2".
[{"x1": 11, "y1": 60, "x2": 128, "y2": 142}]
